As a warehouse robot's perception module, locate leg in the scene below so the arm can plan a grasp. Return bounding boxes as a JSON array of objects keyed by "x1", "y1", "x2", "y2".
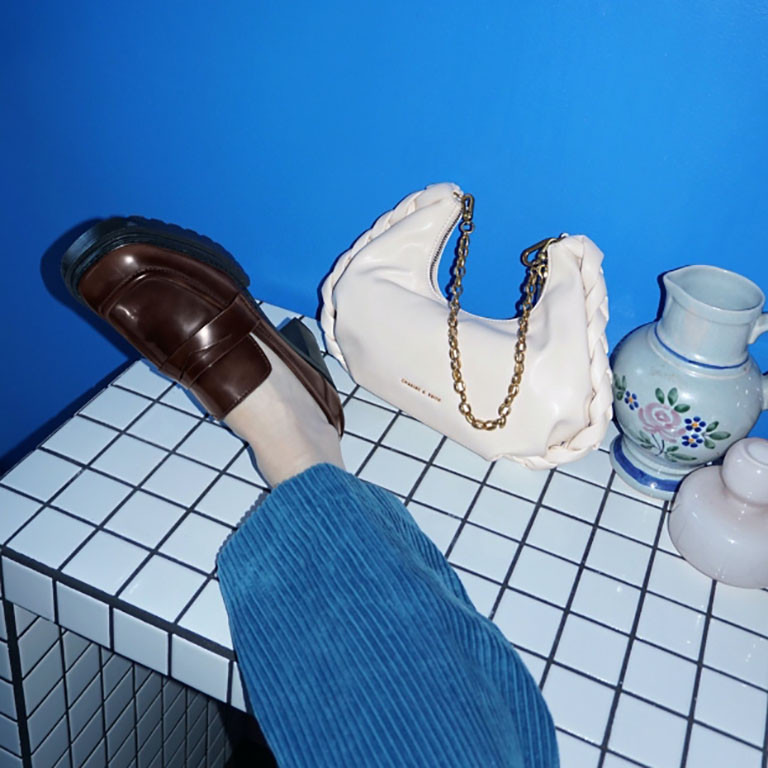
[{"x1": 218, "y1": 464, "x2": 558, "y2": 768}]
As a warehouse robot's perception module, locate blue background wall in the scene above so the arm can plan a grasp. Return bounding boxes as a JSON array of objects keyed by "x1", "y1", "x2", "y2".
[{"x1": 2, "y1": 0, "x2": 768, "y2": 470}]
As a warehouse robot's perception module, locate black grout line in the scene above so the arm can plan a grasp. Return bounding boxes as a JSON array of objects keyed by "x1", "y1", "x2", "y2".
[{"x1": 2, "y1": 602, "x2": 32, "y2": 767}]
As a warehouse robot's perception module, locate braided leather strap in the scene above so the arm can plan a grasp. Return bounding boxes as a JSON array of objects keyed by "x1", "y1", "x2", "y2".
[{"x1": 319, "y1": 187, "x2": 613, "y2": 468}]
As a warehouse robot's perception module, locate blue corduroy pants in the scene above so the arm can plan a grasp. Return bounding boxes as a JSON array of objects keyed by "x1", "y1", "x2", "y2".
[{"x1": 217, "y1": 464, "x2": 559, "y2": 768}]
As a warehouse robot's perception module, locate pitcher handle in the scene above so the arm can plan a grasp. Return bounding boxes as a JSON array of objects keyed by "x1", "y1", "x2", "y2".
[{"x1": 750, "y1": 313, "x2": 768, "y2": 410}]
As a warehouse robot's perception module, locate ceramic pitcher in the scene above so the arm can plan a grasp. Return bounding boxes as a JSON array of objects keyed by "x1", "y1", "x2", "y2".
[{"x1": 610, "y1": 265, "x2": 768, "y2": 499}]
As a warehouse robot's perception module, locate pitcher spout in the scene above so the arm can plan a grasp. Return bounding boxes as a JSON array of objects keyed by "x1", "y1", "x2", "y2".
[{"x1": 657, "y1": 266, "x2": 765, "y2": 368}]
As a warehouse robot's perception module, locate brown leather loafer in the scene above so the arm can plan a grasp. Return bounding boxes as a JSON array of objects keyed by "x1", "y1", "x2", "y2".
[{"x1": 61, "y1": 216, "x2": 344, "y2": 433}]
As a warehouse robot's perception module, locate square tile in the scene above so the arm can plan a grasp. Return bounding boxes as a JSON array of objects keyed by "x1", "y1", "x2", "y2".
[
  {"x1": 559, "y1": 449, "x2": 613, "y2": 486},
  {"x1": 105, "y1": 491, "x2": 186, "y2": 549},
  {"x1": 449, "y1": 524, "x2": 517, "y2": 582},
  {"x1": 31, "y1": 718, "x2": 68, "y2": 768},
  {"x1": 176, "y1": 422, "x2": 244, "y2": 469},
  {"x1": 555, "y1": 615, "x2": 628, "y2": 684},
  {"x1": 62, "y1": 631, "x2": 90, "y2": 670},
  {"x1": 407, "y1": 502, "x2": 460, "y2": 552},
  {"x1": 712, "y1": 583, "x2": 768, "y2": 638},
  {"x1": 556, "y1": 731, "x2": 601, "y2": 768},
  {"x1": 107, "y1": 703, "x2": 135, "y2": 760},
  {"x1": 23, "y1": 643, "x2": 61, "y2": 712},
  {"x1": 160, "y1": 514, "x2": 230, "y2": 573},
  {"x1": 526, "y1": 507, "x2": 591, "y2": 563},
  {"x1": 195, "y1": 475, "x2": 259, "y2": 527},
  {"x1": 56, "y1": 585, "x2": 110, "y2": 646},
  {"x1": 610, "y1": 473, "x2": 665, "y2": 507},
  {"x1": 63, "y1": 531, "x2": 148, "y2": 594},
  {"x1": 493, "y1": 590, "x2": 562, "y2": 656},
  {"x1": 466, "y1": 486, "x2": 534, "y2": 540},
  {"x1": 453, "y1": 569, "x2": 501, "y2": 617},
  {"x1": 114, "y1": 361, "x2": 171, "y2": 399},
  {"x1": 0, "y1": 680, "x2": 15, "y2": 718},
  {"x1": 66, "y1": 644, "x2": 99, "y2": 702},
  {"x1": 704, "y1": 620, "x2": 768, "y2": 688},
  {"x1": 69, "y1": 674, "x2": 101, "y2": 741},
  {"x1": 508, "y1": 547, "x2": 578, "y2": 607},
  {"x1": 18, "y1": 618, "x2": 59, "y2": 676},
  {"x1": 411, "y1": 466, "x2": 480, "y2": 517},
  {"x1": 2, "y1": 451, "x2": 80, "y2": 501},
  {"x1": 517, "y1": 650, "x2": 546, "y2": 685},
  {"x1": 159, "y1": 384, "x2": 206, "y2": 416},
  {"x1": 622, "y1": 640, "x2": 696, "y2": 714},
  {"x1": 170, "y1": 636, "x2": 228, "y2": 701},
  {"x1": 543, "y1": 665, "x2": 613, "y2": 743},
  {"x1": 648, "y1": 549, "x2": 713, "y2": 611},
  {"x1": 141, "y1": 455, "x2": 218, "y2": 508},
  {"x1": 0, "y1": 487, "x2": 41, "y2": 544},
  {"x1": 353, "y1": 385, "x2": 396, "y2": 411},
  {"x1": 382, "y1": 416, "x2": 443, "y2": 461},
  {"x1": 51, "y1": 470, "x2": 132, "y2": 524},
  {"x1": 599, "y1": 492, "x2": 662, "y2": 544},
  {"x1": 230, "y1": 665, "x2": 246, "y2": 711},
  {"x1": 178, "y1": 581, "x2": 232, "y2": 649},
  {"x1": 43, "y1": 416, "x2": 118, "y2": 464},
  {"x1": 105, "y1": 671, "x2": 133, "y2": 728},
  {"x1": 113, "y1": 610, "x2": 168, "y2": 675},
  {"x1": 686, "y1": 724, "x2": 762, "y2": 768},
  {"x1": 224, "y1": 448, "x2": 268, "y2": 487},
  {"x1": 93, "y1": 435, "x2": 167, "y2": 485},
  {"x1": 571, "y1": 571, "x2": 641, "y2": 633},
  {"x1": 128, "y1": 404, "x2": 199, "y2": 450},
  {"x1": 543, "y1": 473, "x2": 605, "y2": 522},
  {"x1": 80, "y1": 386, "x2": 151, "y2": 429},
  {"x1": 608, "y1": 694, "x2": 686, "y2": 768},
  {"x1": 7, "y1": 508, "x2": 92, "y2": 568},
  {"x1": 322, "y1": 355, "x2": 355, "y2": 394},
  {"x1": 341, "y1": 398, "x2": 396, "y2": 440},
  {"x1": 486, "y1": 459, "x2": 549, "y2": 502},
  {"x1": 119, "y1": 556, "x2": 205, "y2": 622},
  {"x1": 357, "y1": 448, "x2": 424, "y2": 496},
  {"x1": 637, "y1": 594, "x2": 706, "y2": 661},
  {"x1": 340, "y1": 433, "x2": 374, "y2": 474},
  {"x1": 695, "y1": 667, "x2": 767, "y2": 746},
  {"x1": 72, "y1": 709, "x2": 102, "y2": 767},
  {"x1": 586, "y1": 529, "x2": 652, "y2": 585},
  {"x1": 433, "y1": 440, "x2": 490, "y2": 481}
]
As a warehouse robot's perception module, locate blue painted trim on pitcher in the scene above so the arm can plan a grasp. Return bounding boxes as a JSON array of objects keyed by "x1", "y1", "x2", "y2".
[
  {"x1": 653, "y1": 327, "x2": 748, "y2": 370},
  {"x1": 612, "y1": 437, "x2": 681, "y2": 493}
]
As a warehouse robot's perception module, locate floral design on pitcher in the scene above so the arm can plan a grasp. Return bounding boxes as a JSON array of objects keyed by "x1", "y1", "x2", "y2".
[{"x1": 613, "y1": 379, "x2": 732, "y2": 462}]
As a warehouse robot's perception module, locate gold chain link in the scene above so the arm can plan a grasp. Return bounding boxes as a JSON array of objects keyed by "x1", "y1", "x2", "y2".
[{"x1": 447, "y1": 193, "x2": 561, "y2": 431}]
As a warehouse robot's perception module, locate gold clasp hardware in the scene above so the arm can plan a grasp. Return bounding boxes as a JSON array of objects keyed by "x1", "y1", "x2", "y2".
[{"x1": 520, "y1": 236, "x2": 561, "y2": 267}]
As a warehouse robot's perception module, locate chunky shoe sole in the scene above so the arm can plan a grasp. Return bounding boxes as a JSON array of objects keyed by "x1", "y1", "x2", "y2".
[{"x1": 61, "y1": 216, "x2": 337, "y2": 390}]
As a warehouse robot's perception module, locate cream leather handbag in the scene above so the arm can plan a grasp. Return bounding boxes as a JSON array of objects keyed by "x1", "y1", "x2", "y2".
[{"x1": 320, "y1": 183, "x2": 612, "y2": 469}]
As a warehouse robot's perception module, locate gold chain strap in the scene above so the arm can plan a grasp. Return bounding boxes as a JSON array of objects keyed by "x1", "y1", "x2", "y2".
[{"x1": 447, "y1": 193, "x2": 561, "y2": 431}]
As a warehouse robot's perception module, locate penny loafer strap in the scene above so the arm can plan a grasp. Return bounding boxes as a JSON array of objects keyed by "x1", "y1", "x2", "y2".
[{"x1": 160, "y1": 294, "x2": 258, "y2": 387}]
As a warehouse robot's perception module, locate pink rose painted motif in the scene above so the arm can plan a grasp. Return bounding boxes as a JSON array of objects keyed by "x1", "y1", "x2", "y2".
[{"x1": 637, "y1": 403, "x2": 686, "y2": 441}]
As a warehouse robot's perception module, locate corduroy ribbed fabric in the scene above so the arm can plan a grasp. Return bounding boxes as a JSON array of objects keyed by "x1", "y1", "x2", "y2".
[{"x1": 217, "y1": 464, "x2": 559, "y2": 768}]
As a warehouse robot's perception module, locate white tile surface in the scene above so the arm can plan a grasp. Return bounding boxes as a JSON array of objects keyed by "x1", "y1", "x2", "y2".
[
  {"x1": 80, "y1": 386, "x2": 151, "y2": 429},
  {"x1": 177, "y1": 581, "x2": 232, "y2": 649},
  {"x1": 0, "y1": 487, "x2": 41, "y2": 544},
  {"x1": 51, "y1": 470, "x2": 132, "y2": 524},
  {"x1": 128, "y1": 404, "x2": 199, "y2": 450},
  {"x1": 407, "y1": 503, "x2": 460, "y2": 553},
  {"x1": 63, "y1": 531, "x2": 148, "y2": 595},
  {"x1": 105, "y1": 491, "x2": 186, "y2": 548},
  {"x1": 114, "y1": 361, "x2": 172, "y2": 398},
  {"x1": 610, "y1": 473, "x2": 665, "y2": 507},
  {"x1": 543, "y1": 665, "x2": 613, "y2": 743},
  {"x1": 7, "y1": 508, "x2": 92, "y2": 568},
  {"x1": 599, "y1": 491, "x2": 662, "y2": 544},
  {"x1": 686, "y1": 724, "x2": 763, "y2": 768},
  {"x1": 648, "y1": 549, "x2": 713, "y2": 611},
  {"x1": 637, "y1": 594, "x2": 706, "y2": 661},
  {"x1": 170, "y1": 636, "x2": 228, "y2": 701},
  {"x1": 556, "y1": 730, "x2": 601, "y2": 768},
  {"x1": 466, "y1": 486, "x2": 534, "y2": 540},
  {"x1": 159, "y1": 384, "x2": 206, "y2": 416},
  {"x1": 176, "y1": 421, "x2": 244, "y2": 469},
  {"x1": 113, "y1": 610, "x2": 168, "y2": 675},
  {"x1": 695, "y1": 668, "x2": 767, "y2": 746},
  {"x1": 225, "y1": 447, "x2": 268, "y2": 486},
  {"x1": 230, "y1": 665, "x2": 246, "y2": 711},
  {"x1": 383, "y1": 416, "x2": 443, "y2": 461},
  {"x1": 141, "y1": 455, "x2": 218, "y2": 507},
  {"x1": 43, "y1": 416, "x2": 118, "y2": 464},
  {"x1": 160, "y1": 514, "x2": 230, "y2": 573},
  {"x1": 119, "y1": 557, "x2": 205, "y2": 622},
  {"x1": 712, "y1": 583, "x2": 768, "y2": 638},
  {"x1": 704, "y1": 619, "x2": 768, "y2": 688},
  {"x1": 570, "y1": 571, "x2": 641, "y2": 633},
  {"x1": 93, "y1": 435, "x2": 166, "y2": 485},
  {"x1": 558, "y1": 449, "x2": 613, "y2": 487},
  {"x1": 453, "y1": 569, "x2": 500, "y2": 617},
  {"x1": 1, "y1": 451, "x2": 80, "y2": 501},
  {"x1": 195, "y1": 475, "x2": 259, "y2": 527},
  {"x1": 586, "y1": 529, "x2": 652, "y2": 585},
  {"x1": 494, "y1": 590, "x2": 562, "y2": 656},
  {"x1": 622, "y1": 640, "x2": 696, "y2": 714},
  {"x1": 433, "y1": 440, "x2": 490, "y2": 480},
  {"x1": 555, "y1": 615, "x2": 628, "y2": 685},
  {"x1": 508, "y1": 547, "x2": 578, "y2": 607},
  {"x1": 526, "y1": 507, "x2": 591, "y2": 563},
  {"x1": 56, "y1": 584, "x2": 110, "y2": 646},
  {"x1": 342, "y1": 398, "x2": 395, "y2": 440},
  {"x1": 608, "y1": 694, "x2": 687, "y2": 768},
  {"x1": 411, "y1": 467, "x2": 480, "y2": 517},
  {"x1": 449, "y1": 524, "x2": 517, "y2": 582},
  {"x1": 543, "y1": 473, "x2": 605, "y2": 522},
  {"x1": 486, "y1": 459, "x2": 549, "y2": 502},
  {"x1": 340, "y1": 433, "x2": 374, "y2": 474},
  {"x1": 322, "y1": 354, "x2": 356, "y2": 395},
  {"x1": 358, "y1": 448, "x2": 424, "y2": 496}
]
